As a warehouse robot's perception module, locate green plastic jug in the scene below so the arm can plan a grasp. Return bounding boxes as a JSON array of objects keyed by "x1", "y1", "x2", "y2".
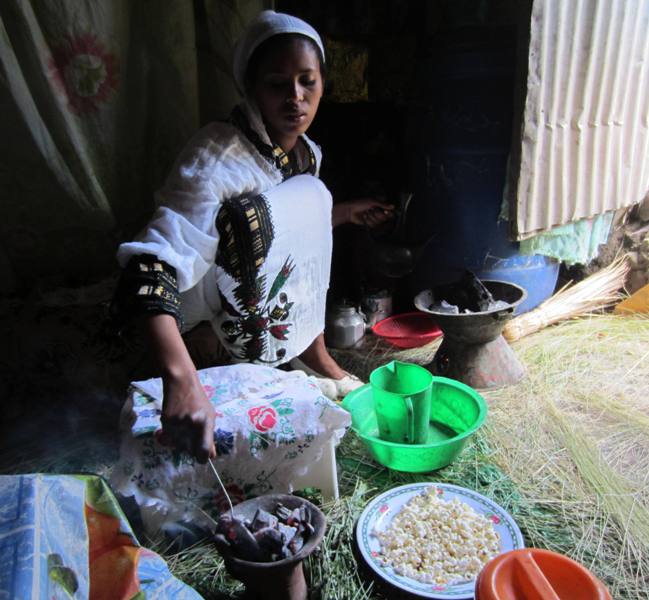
[{"x1": 369, "y1": 360, "x2": 434, "y2": 444}]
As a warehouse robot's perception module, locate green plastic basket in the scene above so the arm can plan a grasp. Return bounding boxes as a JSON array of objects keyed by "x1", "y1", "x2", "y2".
[{"x1": 342, "y1": 376, "x2": 487, "y2": 472}]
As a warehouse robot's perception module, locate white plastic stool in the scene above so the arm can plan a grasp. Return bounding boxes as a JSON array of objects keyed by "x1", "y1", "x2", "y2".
[{"x1": 290, "y1": 438, "x2": 339, "y2": 501}]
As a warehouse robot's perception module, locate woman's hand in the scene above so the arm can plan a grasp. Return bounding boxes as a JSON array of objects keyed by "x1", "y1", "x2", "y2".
[
  {"x1": 142, "y1": 314, "x2": 217, "y2": 463},
  {"x1": 332, "y1": 198, "x2": 395, "y2": 228},
  {"x1": 161, "y1": 369, "x2": 216, "y2": 463}
]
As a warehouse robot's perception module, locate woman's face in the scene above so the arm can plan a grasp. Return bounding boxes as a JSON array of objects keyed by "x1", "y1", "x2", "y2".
[{"x1": 251, "y1": 37, "x2": 323, "y2": 151}]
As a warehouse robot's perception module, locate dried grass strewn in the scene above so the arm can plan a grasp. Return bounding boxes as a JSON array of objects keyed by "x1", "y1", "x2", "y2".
[
  {"x1": 164, "y1": 315, "x2": 649, "y2": 599},
  {"x1": 485, "y1": 314, "x2": 649, "y2": 599},
  {"x1": 6, "y1": 310, "x2": 646, "y2": 599},
  {"x1": 503, "y1": 256, "x2": 629, "y2": 342}
]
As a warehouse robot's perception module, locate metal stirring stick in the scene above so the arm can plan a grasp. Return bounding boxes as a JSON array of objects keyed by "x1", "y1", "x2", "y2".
[{"x1": 208, "y1": 457, "x2": 235, "y2": 519}]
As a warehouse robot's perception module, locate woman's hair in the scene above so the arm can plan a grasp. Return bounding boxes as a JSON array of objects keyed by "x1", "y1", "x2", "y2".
[{"x1": 244, "y1": 32, "x2": 326, "y2": 93}]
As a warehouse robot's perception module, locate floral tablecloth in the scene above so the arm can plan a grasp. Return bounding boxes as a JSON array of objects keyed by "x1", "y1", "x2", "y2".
[{"x1": 110, "y1": 364, "x2": 350, "y2": 535}]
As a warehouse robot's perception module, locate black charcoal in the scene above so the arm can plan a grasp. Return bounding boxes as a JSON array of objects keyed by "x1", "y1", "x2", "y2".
[{"x1": 214, "y1": 501, "x2": 313, "y2": 563}]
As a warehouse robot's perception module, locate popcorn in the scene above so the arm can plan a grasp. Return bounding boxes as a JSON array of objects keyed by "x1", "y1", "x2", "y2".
[{"x1": 373, "y1": 488, "x2": 500, "y2": 585}]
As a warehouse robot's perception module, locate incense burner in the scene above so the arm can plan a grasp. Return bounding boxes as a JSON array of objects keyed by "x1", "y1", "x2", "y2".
[{"x1": 213, "y1": 494, "x2": 326, "y2": 600}]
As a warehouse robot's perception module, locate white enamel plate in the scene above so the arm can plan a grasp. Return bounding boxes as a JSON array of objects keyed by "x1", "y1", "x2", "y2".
[{"x1": 356, "y1": 482, "x2": 525, "y2": 599}]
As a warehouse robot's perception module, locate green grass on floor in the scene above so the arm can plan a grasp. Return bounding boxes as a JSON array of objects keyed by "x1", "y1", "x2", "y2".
[
  {"x1": 159, "y1": 316, "x2": 649, "y2": 600},
  {"x1": 157, "y1": 432, "x2": 574, "y2": 600},
  {"x1": 3, "y1": 314, "x2": 647, "y2": 599}
]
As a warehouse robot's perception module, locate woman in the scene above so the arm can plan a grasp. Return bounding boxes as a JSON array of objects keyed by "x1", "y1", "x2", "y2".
[{"x1": 113, "y1": 11, "x2": 392, "y2": 463}]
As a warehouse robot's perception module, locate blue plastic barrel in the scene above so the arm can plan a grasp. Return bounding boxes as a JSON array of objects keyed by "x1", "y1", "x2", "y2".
[{"x1": 407, "y1": 35, "x2": 558, "y2": 314}]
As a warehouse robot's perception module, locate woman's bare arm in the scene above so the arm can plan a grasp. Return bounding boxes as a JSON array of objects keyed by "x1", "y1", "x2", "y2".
[{"x1": 142, "y1": 314, "x2": 216, "y2": 463}]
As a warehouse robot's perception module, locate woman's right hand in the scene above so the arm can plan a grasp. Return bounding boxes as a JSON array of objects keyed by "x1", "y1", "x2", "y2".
[
  {"x1": 142, "y1": 313, "x2": 216, "y2": 463},
  {"x1": 161, "y1": 369, "x2": 216, "y2": 464},
  {"x1": 332, "y1": 198, "x2": 395, "y2": 228}
]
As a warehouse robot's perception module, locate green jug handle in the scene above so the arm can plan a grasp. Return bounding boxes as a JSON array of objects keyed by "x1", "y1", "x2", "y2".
[{"x1": 404, "y1": 396, "x2": 415, "y2": 443}]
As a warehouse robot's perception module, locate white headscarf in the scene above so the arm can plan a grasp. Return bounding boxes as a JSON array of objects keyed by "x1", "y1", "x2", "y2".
[{"x1": 232, "y1": 10, "x2": 325, "y2": 96}]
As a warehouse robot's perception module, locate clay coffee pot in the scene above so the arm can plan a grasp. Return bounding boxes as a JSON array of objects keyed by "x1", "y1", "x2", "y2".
[{"x1": 366, "y1": 192, "x2": 435, "y2": 279}]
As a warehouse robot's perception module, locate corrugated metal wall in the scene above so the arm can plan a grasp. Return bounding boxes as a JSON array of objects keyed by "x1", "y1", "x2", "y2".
[{"x1": 512, "y1": 0, "x2": 649, "y2": 239}]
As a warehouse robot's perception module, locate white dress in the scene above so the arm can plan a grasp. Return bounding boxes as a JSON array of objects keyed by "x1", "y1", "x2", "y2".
[{"x1": 116, "y1": 103, "x2": 332, "y2": 365}]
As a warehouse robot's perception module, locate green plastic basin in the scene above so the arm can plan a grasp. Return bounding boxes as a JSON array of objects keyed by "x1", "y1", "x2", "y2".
[{"x1": 342, "y1": 376, "x2": 487, "y2": 473}]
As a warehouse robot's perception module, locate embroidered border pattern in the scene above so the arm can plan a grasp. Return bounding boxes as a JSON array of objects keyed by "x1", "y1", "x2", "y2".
[
  {"x1": 229, "y1": 106, "x2": 317, "y2": 180},
  {"x1": 111, "y1": 254, "x2": 183, "y2": 329},
  {"x1": 216, "y1": 194, "x2": 295, "y2": 362}
]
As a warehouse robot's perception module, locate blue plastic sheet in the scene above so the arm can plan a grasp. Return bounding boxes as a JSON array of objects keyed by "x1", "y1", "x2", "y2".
[{"x1": 0, "y1": 474, "x2": 202, "y2": 600}]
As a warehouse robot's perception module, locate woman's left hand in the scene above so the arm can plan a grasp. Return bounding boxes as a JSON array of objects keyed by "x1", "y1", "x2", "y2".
[{"x1": 333, "y1": 198, "x2": 395, "y2": 228}]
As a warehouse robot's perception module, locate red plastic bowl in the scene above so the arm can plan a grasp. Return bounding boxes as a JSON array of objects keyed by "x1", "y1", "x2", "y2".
[{"x1": 371, "y1": 312, "x2": 442, "y2": 349}]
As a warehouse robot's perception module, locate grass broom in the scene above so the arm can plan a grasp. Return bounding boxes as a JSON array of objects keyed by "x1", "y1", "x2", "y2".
[{"x1": 503, "y1": 256, "x2": 629, "y2": 342}]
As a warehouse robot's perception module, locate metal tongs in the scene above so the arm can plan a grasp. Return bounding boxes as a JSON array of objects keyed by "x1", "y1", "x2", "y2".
[{"x1": 208, "y1": 457, "x2": 235, "y2": 519}]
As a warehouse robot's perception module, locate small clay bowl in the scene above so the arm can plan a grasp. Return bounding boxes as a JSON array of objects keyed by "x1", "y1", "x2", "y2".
[{"x1": 215, "y1": 494, "x2": 326, "y2": 600}]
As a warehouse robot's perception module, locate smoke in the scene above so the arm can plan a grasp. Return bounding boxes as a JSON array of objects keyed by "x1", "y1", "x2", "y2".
[{"x1": 0, "y1": 288, "x2": 146, "y2": 478}]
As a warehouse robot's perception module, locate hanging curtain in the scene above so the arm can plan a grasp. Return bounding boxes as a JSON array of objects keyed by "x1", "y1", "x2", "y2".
[
  {"x1": 0, "y1": 0, "x2": 267, "y2": 290},
  {"x1": 200, "y1": 0, "x2": 273, "y2": 122}
]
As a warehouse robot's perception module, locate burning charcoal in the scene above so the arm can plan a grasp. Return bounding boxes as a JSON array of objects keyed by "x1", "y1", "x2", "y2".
[
  {"x1": 229, "y1": 523, "x2": 261, "y2": 560},
  {"x1": 214, "y1": 501, "x2": 314, "y2": 563},
  {"x1": 431, "y1": 271, "x2": 495, "y2": 312},
  {"x1": 278, "y1": 522, "x2": 298, "y2": 544},
  {"x1": 216, "y1": 514, "x2": 263, "y2": 562},
  {"x1": 288, "y1": 532, "x2": 305, "y2": 555},
  {"x1": 461, "y1": 270, "x2": 495, "y2": 311},
  {"x1": 281, "y1": 507, "x2": 301, "y2": 527},
  {"x1": 254, "y1": 526, "x2": 285, "y2": 559},
  {"x1": 250, "y1": 508, "x2": 278, "y2": 532},
  {"x1": 275, "y1": 503, "x2": 293, "y2": 522}
]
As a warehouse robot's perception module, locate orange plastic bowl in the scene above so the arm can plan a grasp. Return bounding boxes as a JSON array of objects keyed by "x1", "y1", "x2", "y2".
[
  {"x1": 371, "y1": 312, "x2": 442, "y2": 349},
  {"x1": 475, "y1": 548, "x2": 612, "y2": 600}
]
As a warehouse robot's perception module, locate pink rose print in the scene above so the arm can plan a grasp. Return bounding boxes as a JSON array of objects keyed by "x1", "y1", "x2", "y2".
[
  {"x1": 48, "y1": 33, "x2": 119, "y2": 114},
  {"x1": 489, "y1": 513, "x2": 501, "y2": 525},
  {"x1": 432, "y1": 584, "x2": 446, "y2": 591},
  {"x1": 215, "y1": 483, "x2": 246, "y2": 513},
  {"x1": 379, "y1": 504, "x2": 389, "y2": 514},
  {"x1": 248, "y1": 405, "x2": 277, "y2": 432}
]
